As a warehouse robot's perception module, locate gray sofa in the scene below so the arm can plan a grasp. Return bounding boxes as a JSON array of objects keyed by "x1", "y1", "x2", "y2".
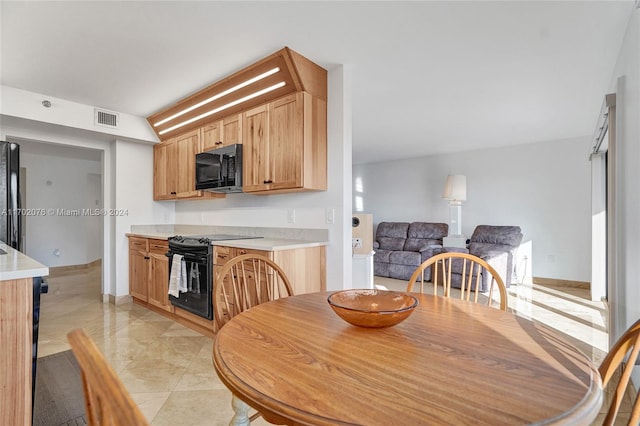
[
  {"x1": 373, "y1": 222, "x2": 448, "y2": 281},
  {"x1": 443, "y1": 225, "x2": 523, "y2": 291}
]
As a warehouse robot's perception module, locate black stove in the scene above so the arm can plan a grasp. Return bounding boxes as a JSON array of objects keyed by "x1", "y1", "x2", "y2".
[{"x1": 166, "y1": 234, "x2": 262, "y2": 320}]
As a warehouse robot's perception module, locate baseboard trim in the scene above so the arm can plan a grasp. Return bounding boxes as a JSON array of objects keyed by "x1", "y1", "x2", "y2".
[
  {"x1": 108, "y1": 294, "x2": 132, "y2": 305},
  {"x1": 533, "y1": 277, "x2": 590, "y2": 289},
  {"x1": 49, "y1": 259, "x2": 102, "y2": 275}
]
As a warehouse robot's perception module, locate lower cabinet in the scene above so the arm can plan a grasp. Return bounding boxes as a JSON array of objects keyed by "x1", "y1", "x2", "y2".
[
  {"x1": 129, "y1": 237, "x2": 149, "y2": 301},
  {"x1": 148, "y1": 240, "x2": 171, "y2": 312},
  {"x1": 129, "y1": 236, "x2": 326, "y2": 337},
  {"x1": 128, "y1": 237, "x2": 172, "y2": 312},
  {"x1": 214, "y1": 245, "x2": 326, "y2": 296}
]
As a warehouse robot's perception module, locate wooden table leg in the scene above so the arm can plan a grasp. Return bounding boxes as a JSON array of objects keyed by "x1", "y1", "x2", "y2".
[{"x1": 230, "y1": 395, "x2": 251, "y2": 426}]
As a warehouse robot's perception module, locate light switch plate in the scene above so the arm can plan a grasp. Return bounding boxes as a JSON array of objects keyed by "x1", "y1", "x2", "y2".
[{"x1": 325, "y1": 208, "x2": 335, "y2": 224}]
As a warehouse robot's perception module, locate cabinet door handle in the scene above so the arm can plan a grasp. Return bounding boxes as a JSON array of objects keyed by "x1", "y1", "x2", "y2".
[
  {"x1": 144, "y1": 256, "x2": 150, "y2": 260},
  {"x1": 215, "y1": 141, "x2": 223, "y2": 145},
  {"x1": 239, "y1": 249, "x2": 246, "y2": 255},
  {"x1": 170, "y1": 191, "x2": 177, "y2": 195},
  {"x1": 263, "y1": 180, "x2": 273, "y2": 184}
]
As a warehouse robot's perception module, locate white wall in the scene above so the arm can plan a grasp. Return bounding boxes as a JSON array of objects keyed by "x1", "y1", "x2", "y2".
[
  {"x1": 608, "y1": 8, "x2": 640, "y2": 386},
  {"x1": 353, "y1": 136, "x2": 592, "y2": 282},
  {"x1": 20, "y1": 151, "x2": 101, "y2": 267},
  {"x1": 1, "y1": 116, "x2": 114, "y2": 293},
  {"x1": 112, "y1": 140, "x2": 174, "y2": 297},
  {"x1": 174, "y1": 65, "x2": 353, "y2": 290},
  {"x1": 0, "y1": 85, "x2": 157, "y2": 143},
  {"x1": 0, "y1": 114, "x2": 172, "y2": 298}
]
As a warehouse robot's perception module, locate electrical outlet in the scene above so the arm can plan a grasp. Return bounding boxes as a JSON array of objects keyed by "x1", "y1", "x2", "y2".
[
  {"x1": 287, "y1": 208, "x2": 296, "y2": 224},
  {"x1": 352, "y1": 238, "x2": 362, "y2": 249}
]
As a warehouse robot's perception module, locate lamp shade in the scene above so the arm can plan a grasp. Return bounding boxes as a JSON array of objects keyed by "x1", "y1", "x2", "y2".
[{"x1": 443, "y1": 175, "x2": 467, "y2": 201}]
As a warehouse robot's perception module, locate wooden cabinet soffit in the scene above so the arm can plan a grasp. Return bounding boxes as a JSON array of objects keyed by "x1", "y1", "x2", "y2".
[{"x1": 147, "y1": 47, "x2": 327, "y2": 141}]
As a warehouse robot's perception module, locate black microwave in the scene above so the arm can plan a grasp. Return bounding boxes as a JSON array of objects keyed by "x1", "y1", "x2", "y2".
[{"x1": 195, "y1": 144, "x2": 243, "y2": 193}]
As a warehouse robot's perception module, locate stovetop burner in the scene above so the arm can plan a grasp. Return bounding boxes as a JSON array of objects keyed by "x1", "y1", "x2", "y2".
[{"x1": 168, "y1": 234, "x2": 262, "y2": 247}]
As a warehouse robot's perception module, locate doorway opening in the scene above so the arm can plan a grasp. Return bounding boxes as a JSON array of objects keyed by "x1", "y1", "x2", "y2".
[{"x1": 14, "y1": 138, "x2": 104, "y2": 301}]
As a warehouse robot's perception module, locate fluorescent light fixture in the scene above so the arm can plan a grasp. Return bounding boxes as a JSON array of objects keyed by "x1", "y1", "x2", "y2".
[
  {"x1": 158, "y1": 81, "x2": 286, "y2": 135},
  {"x1": 154, "y1": 67, "x2": 281, "y2": 127}
]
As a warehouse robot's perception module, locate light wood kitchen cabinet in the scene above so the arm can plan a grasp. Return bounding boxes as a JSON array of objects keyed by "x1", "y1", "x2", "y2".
[
  {"x1": 222, "y1": 115, "x2": 243, "y2": 146},
  {"x1": 200, "y1": 114, "x2": 243, "y2": 152},
  {"x1": 200, "y1": 121, "x2": 222, "y2": 152},
  {"x1": 129, "y1": 237, "x2": 172, "y2": 312},
  {"x1": 214, "y1": 244, "x2": 326, "y2": 296},
  {"x1": 175, "y1": 129, "x2": 200, "y2": 198},
  {"x1": 153, "y1": 140, "x2": 176, "y2": 200},
  {"x1": 129, "y1": 237, "x2": 149, "y2": 301},
  {"x1": 242, "y1": 92, "x2": 327, "y2": 194},
  {"x1": 271, "y1": 246, "x2": 326, "y2": 295},
  {"x1": 153, "y1": 128, "x2": 225, "y2": 201},
  {"x1": 214, "y1": 245, "x2": 234, "y2": 266},
  {"x1": 148, "y1": 48, "x2": 327, "y2": 199},
  {"x1": 0, "y1": 277, "x2": 33, "y2": 426},
  {"x1": 147, "y1": 240, "x2": 171, "y2": 312}
]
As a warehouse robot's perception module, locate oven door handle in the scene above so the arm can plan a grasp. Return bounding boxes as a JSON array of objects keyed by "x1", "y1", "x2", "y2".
[{"x1": 166, "y1": 252, "x2": 209, "y2": 264}]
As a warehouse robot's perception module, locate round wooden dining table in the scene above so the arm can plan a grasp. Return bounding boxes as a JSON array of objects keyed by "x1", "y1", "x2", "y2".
[{"x1": 213, "y1": 292, "x2": 603, "y2": 425}]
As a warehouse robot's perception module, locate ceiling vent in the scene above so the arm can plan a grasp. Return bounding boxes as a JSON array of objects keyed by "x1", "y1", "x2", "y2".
[{"x1": 94, "y1": 109, "x2": 119, "y2": 128}]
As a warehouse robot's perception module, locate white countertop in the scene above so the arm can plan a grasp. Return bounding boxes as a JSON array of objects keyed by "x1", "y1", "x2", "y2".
[
  {"x1": 126, "y1": 232, "x2": 328, "y2": 251},
  {"x1": 215, "y1": 238, "x2": 327, "y2": 251},
  {"x1": 0, "y1": 242, "x2": 49, "y2": 281},
  {"x1": 126, "y1": 232, "x2": 181, "y2": 240}
]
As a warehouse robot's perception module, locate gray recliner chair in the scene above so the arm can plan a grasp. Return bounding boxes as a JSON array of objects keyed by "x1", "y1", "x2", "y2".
[{"x1": 443, "y1": 225, "x2": 523, "y2": 291}]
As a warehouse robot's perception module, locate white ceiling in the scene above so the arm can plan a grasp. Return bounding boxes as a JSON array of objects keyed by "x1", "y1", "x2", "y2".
[{"x1": 0, "y1": 1, "x2": 634, "y2": 164}]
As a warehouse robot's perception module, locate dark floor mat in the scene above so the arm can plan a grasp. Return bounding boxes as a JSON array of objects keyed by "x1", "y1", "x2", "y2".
[{"x1": 33, "y1": 350, "x2": 86, "y2": 426}]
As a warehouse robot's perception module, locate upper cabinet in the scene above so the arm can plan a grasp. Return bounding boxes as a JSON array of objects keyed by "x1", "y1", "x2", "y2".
[
  {"x1": 153, "y1": 140, "x2": 174, "y2": 200},
  {"x1": 200, "y1": 113, "x2": 243, "y2": 152},
  {"x1": 243, "y1": 92, "x2": 326, "y2": 193},
  {"x1": 153, "y1": 128, "x2": 225, "y2": 201},
  {"x1": 148, "y1": 47, "x2": 327, "y2": 197},
  {"x1": 175, "y1": 129, "x2": 200, "y2": 198}
]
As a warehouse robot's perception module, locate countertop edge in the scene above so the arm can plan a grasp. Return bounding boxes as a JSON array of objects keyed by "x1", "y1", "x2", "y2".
[
  {"x1": 126, "y1": 233, "x2": 329, "y2": 251},
  {"x1": 0, "y1": 243, "x2": 50, "y2": 281}
]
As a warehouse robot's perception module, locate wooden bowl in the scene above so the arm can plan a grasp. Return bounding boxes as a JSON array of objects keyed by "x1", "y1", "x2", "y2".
[{"x1": 327, "y1": 289, "x2": 418, "y2": 328}]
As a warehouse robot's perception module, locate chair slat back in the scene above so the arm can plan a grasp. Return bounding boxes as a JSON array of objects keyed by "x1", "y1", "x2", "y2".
[
  {"x1": 598, "y1": 319, "x2": 640, "y2": 426},
  {"x1": 215, "y1": 254, "x2": 294, "y2": 328},
  {"x1": 407, "y1": 252, "x2": 508, "y2": 311},
  {"x1": 67, "y1": 328, "x2": 149, "y2": 426}
]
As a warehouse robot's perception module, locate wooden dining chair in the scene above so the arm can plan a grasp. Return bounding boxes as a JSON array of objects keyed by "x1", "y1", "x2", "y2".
[
  {"x1": 214, "y1": 254, "x2": 294, "y2": 424},
  {"x1": 406, "y1": 252, "x2": 508, "y2": 311},
  {"x1": 598, "y1": 319, "x2": 640, "y2": 426},
  {"x1": 215, "y1": 254, "x2": 294, "y2": 329},
  {"x1": 67, "y1": 328, "x2": 149, "y2": 426}
]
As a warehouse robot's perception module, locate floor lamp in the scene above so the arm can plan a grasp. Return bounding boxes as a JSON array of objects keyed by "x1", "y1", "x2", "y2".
[{"x1": 443, "y1": 175, "x2": 466, "y2": 237}]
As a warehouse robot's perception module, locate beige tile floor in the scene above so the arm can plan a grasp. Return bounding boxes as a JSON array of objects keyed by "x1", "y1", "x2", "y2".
[{"x1": 37, "y1": 265, "x2": 629, "y2": 425}]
